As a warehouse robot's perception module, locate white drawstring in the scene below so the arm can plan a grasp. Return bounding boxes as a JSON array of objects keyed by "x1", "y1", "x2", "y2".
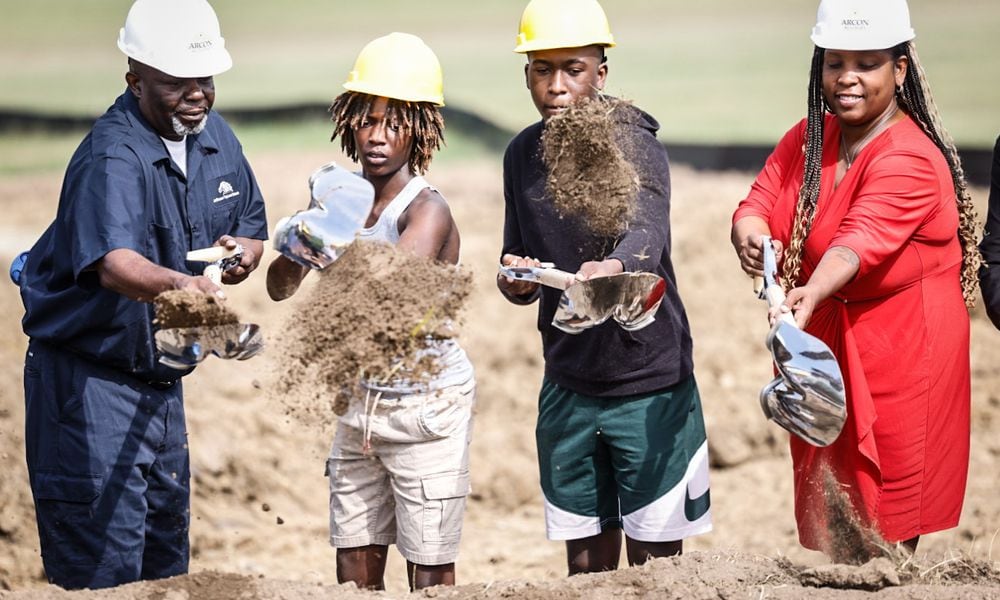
[{"x1": 362, "y1": 388, "x2": 383, "y2": 455}]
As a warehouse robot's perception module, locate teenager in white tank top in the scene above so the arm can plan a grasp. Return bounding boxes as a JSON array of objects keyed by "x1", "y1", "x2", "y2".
[{"x1": 358, "y1": 176, "x2": 474, "y2": 395}]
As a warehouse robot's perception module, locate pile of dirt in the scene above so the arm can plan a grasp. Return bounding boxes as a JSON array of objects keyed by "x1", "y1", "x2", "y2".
[
  {"x1": 3, "y1": 553, "x2": 998, "y2": 599},
  {"x1": 541, "y1": 97, "x2": 640, "y2": 238},
  {"x1": 153, "y1": 290, "x2": 240, "y2": 329},
  {"x1": 273, "y1": 240, "x2": 472, "y2": 422}
]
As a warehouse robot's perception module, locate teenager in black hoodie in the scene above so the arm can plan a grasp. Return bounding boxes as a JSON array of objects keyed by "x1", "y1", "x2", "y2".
[{"x1": 497, "y1": 0, "x2": 712, "y2": 577}]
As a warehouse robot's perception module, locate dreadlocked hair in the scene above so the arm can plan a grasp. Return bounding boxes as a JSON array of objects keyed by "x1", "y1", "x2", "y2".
[
  {"x1": 782, "y1": 46, "x2": 827, "y2": 292},
  {"x1": 893, "y1": 42, "x2": 981, "y2": 307},
  {"x1": 329, "y1": 92, "x2": 445, "y2": 175},
  {"x1": 784, "y1": 44, "x2": 981, "y2": 307}
]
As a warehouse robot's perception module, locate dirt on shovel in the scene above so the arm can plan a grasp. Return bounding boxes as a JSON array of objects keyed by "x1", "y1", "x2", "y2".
[
  {"x1": 541, "y1": 96, "x2": 641, "y2": 239},
  {"x1": 273, "y1": 240, "x2": 472, "y2": 424},
  {"x1": 154, "y1": 290, "x2": 241, "y2": 329}
]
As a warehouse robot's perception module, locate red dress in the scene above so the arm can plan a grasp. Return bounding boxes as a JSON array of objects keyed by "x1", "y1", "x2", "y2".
[{"x1": 733, "y1": 114, "x2": 970, "y2": 548}]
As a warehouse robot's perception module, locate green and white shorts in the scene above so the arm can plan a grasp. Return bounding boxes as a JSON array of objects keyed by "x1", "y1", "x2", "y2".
[{"x1": 536, "y1": 375, "x2": 712, "y2": 542}]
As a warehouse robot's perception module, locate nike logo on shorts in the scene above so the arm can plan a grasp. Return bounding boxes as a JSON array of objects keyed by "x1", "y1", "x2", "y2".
[{"x1": 684, "y1": 486, "x2": 711, "y2": 522}]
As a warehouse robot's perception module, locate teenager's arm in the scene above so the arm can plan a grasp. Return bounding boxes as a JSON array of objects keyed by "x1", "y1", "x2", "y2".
[
  {"x1": 397, "y1": 190, "x2": 454, "y2": 261},
  {"x1": 606, "y1": 128, "x2": 671, "y2": 273},
  {"x1": 499, "y1": 146, "x2": 541, "y2": 304}
]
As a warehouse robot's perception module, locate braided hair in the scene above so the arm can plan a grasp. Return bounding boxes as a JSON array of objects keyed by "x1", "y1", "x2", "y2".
[
  {"x1": 329, "y1": 92, "x2": 445, "y2": 175},
  {"x1": 783, "y1": 42, "x2": 981, "y2": 307}
]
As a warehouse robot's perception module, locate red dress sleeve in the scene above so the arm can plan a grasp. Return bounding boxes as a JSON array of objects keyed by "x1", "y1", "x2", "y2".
[
  {"x1": 828, "y1": 150, "x2": 943, "y2": 279},
  {"x1": 733, "y1": 119, "x2": 807, "y2": 224}
]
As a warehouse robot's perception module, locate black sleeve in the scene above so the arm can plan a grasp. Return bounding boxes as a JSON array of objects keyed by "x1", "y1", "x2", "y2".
[
  {"x1": 499, "y1": 142, "x2": 540, "y2": 305},
  {"x1": 607, "y1": 127, "x2": 671, "y2": 272},
  {"x1": 978, "y1": 134, "x2": 1000, "y2": 329}
]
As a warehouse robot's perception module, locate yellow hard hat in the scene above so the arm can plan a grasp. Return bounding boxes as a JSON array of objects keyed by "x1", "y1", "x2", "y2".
[
  {"x1": 514, "y1": 0, "x2": 616, "y2": 54},
  {"x1": 342, "y1": 32, "x2": 444, "y2": 106}
]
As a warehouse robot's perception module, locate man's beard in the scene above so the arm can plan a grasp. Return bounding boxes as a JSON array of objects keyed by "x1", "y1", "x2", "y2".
[{"x1": 171, "y1": 113, "x2": 208, "y2": 137}]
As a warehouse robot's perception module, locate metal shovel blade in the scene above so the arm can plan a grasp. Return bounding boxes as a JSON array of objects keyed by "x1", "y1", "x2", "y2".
[
  {"x1": 156, "y1": 323, "x2": 264, "y2": 370},
  {"x1": 756, "y1": 235, "x2": 847, "y2": 446},
  {"x1": 766, "y1": 320, "x2": 846, "y2": 409},
  {"x1": 155, "y1": 248, "x2": 263, "y2": 368},
  {"x1": 760, "y1": 376, "x2": 845, "y2": 447},
  {"x1": 498, "y1": 264, "x2": 665, "y2": 334},
  {"x1": 554, "y1": 272, "x2": 665, "y2": 334},
  {"x1": 273, "y1": 162, "x2": 374, "y2": 269}
]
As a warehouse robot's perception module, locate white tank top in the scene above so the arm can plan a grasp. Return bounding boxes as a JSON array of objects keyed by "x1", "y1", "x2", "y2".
[
  {"x1": 358, "y1": 176, "x2": 430, "y2": 244},
  {"x1": 357, "y1": 176, "x2": 474, "y2": 395}
]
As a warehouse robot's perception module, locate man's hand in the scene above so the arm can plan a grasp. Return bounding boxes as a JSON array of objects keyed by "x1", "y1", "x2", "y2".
[
  {"x1": 498, "y1": 253, "x2": 542, "y2": 298},
  {"x1": 577, "y1": 258, "x2": 624, "y2": 281},
  {"x1": 216, "y1": 235, "x2": 263, "y2": 284},
  {"x1": 176, "y1": 273, "x2": 226, "y2": 300},
  {"x1": 97, "y1": 248, "x2": 225, "y2": 303}
]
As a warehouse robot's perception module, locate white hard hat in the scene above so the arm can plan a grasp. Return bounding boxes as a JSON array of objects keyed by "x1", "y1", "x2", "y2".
[
  {"x1": 118, "y1": 0, "x2": 232, "y2": 78},
  {"x1": 810, "y1": 0, "x2": 915, "y2": 51}
]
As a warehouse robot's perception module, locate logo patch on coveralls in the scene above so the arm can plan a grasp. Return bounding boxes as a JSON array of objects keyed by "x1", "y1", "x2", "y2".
[{"x1": 213, "y1": 181, "x2": 240, "y2": 203}]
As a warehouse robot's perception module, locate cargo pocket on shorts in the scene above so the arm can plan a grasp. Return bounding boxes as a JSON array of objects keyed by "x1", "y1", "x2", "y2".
[{"x1": 421, "y1": 470, "x2": 470, "y2": 543}]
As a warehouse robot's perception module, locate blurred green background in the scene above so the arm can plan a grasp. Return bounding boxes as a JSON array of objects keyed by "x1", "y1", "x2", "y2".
[{"x1": 1, "y1": 0, "x2": 998, "y2": 175}]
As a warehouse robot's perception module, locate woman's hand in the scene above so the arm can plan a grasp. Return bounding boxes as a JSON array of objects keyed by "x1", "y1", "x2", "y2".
[
  {"x1": 731, "y1": 216, "x2": 782, "y2": 278},
  {"x1": 771, "y1": 284, "x2": 820, "y2": 329}
]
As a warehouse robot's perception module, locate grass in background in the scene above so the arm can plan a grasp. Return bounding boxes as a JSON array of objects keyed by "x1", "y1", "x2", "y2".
[{"x1": 1, "y1": 0, "x2": 997, "y2": 146}]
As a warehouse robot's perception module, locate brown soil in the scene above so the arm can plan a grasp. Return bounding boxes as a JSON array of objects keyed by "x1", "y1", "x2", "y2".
[
  {"x1": 273, "y1": 240, "x2": 472, "y2": 420},
  {"x1": 541, "y1": 97, "x2": 640, "y2": 238},
  {"x1": 2, "y1": 157, "x2": 999, "y2": 598},
  {"x1": 153, "y1": 290, "x2": 240, "y2": 329},
  {"x1": 813, "y1": 464, "x2": 901, "y2": 565},
  {"x1": 2, "y1": 553, "x2": 998, "y2": 599}
]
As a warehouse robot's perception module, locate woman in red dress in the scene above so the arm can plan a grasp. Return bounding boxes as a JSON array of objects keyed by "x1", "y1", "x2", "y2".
[{"x1": 731, "y1": 0, "x2": 979, "y2": 561}]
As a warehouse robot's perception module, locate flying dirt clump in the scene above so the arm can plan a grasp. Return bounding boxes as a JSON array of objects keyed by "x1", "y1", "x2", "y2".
[
  {"x1": 274, "y1": 240, "x2": 472, "y2": 423},
  {"x1": 154, "y1": 290, "x2": 241, "y2": 328},
  {"x1": 541, "y1": 96, "x2": 641, "y2": 239}
]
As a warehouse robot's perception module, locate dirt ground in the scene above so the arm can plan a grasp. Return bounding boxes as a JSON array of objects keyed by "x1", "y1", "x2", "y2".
[{"x1": 1, "y1": 151, "x2": 998, "y2": 598}]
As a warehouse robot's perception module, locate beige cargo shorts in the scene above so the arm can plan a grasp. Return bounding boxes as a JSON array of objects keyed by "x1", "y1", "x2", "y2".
[{"x1": 326, "y1": 377, "x2": 475, "y2": 566}]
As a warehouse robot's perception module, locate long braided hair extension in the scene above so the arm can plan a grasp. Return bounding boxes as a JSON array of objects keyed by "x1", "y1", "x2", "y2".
[
  {"x1": 781, "y1": 46, "x2": 826, "y2": 293},
  {"x1": 895, "y1": 42, "x2": 981, "y2": 306},
  {"x1": 783, "y1": 43, "x2": 981, "y2": 307},
  {"x1": 329, "y1": 92, "x2": 445, "y2": 175}
]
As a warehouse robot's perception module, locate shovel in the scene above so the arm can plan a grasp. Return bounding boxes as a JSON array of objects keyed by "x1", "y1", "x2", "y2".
[
  {"x1": 273, "y1": 162, "x2": 375, "y2": 269},
  {"x1": 498, "y1": 263, "x2": 666, "y2": 334},
  {"x1": 755, "y1": 235, "x2": 846, "y2": 447},
  {"x1": 155, "y1": 245, "x2": 264, "y2": 370}
]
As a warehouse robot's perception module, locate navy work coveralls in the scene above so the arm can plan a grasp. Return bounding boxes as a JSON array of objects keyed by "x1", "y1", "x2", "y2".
[{"x1": 19, "y1": 89, "x2": 267, "y2": 589}]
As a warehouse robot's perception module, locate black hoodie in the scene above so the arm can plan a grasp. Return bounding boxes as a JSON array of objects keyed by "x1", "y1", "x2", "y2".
[{"x1": 500, "y1": 102, "x2": 694, "y2": 397}]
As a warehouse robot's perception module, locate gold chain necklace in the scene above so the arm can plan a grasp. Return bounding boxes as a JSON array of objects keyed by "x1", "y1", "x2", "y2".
[{"x1": 840, "y1": 105, "x2": 899, "y2": 170}]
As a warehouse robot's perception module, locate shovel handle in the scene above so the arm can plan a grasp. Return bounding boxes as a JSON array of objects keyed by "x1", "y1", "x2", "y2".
[
  {"x1": 498, "y1": 264, "x2": 573, "y2": 290},
  {"x1": 535, "y1": 268, "x2": 576, "y2": 290},
  {"x1": 187, "y1": 246, "x2": 239, "y2": 263},
  {"x1": 203, "y1": 264, "x2": 223, "y2": 285},
  {"x1": 763, "y1": 281, "x2": 797, "y2": 326}
]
